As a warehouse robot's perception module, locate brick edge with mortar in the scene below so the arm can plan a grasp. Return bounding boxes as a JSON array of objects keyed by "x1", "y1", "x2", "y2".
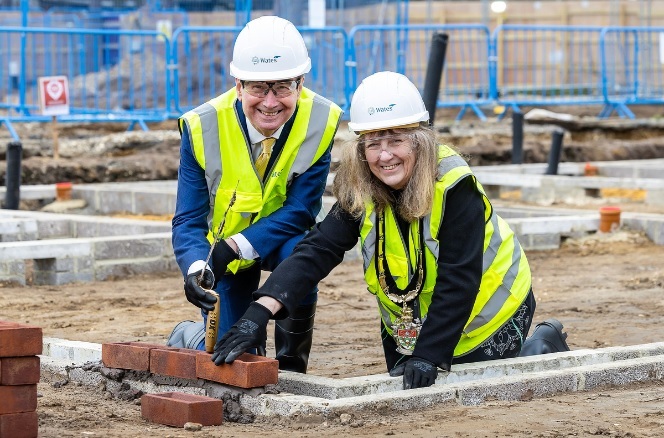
[{"x1": 101, "y1": 342, "x2": 278, "y2": 389}]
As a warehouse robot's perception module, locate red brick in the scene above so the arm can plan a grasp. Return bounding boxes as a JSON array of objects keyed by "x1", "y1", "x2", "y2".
[
  {"x1": 0, "y1": 357, "x2": 40, "y2": 385},
  {"x1": 0, "y1": 385, "x2": 37, "y2": 414},
  {"x1": 0, "y1": 411, "x2": 38, "y2": 438},
  {"x1": 102, "y1": 342, "x2": 173, "y2": 371},
  {"x1": 0, "y1": 324, "x2": 42, "y2": 358},
  {"x1": 141, "y1": 392, "x2": 223, "y2": 427},
  {"x1": 127, "y1": 342, "x2": 176, "y2": 350},
  {"x1": 150, "y1": 348, "x2": 199, "y2": 380},
  {"x1": 196, "y1": 352, "x2": 278, "y2": 388}
]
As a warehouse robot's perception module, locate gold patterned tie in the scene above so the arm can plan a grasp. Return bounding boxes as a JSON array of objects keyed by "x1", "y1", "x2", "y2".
[{"x1": 255, "y1": 137, "x2": 275, "y2": 179}]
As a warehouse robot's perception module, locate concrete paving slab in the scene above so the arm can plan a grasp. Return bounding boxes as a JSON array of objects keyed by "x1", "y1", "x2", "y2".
[{"x1": 471, "y1": 159, "x2": 664, "y2": 206}]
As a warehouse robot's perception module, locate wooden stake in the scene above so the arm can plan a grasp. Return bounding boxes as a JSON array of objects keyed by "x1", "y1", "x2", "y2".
[{"x1": 52, "y1": 115, "x2": 60, "y2": 160}]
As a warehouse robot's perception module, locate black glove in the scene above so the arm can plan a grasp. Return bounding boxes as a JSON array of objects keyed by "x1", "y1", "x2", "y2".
[
  {"x1": 403, "y1": 357, "x2": 438, "y2": 390},
  {"x1": 211, "y1": 240, "x2": 239, "y2": 279},
  {"x1": 211, "y1": 302, "x2": 272, "y2": 365},
  {"x1": 184, "y1": 269, "x2": 217, "y2": 312},
  {"x1": 389, "y1": 362, "x2": 406, "y2": 377}
]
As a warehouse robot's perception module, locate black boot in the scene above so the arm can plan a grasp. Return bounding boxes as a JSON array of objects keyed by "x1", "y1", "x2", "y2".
[
  {"x1": 519, "y1": 318, "x2": 570, "y2": 357},
  {"x1": 274, "y1": 302, "x2": 316, "y2": 373}
]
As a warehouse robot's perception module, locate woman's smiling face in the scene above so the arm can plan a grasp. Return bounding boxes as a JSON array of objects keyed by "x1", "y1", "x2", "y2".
[{"x1": 362, "y1": 129, "x2": 416, "y2": 190}]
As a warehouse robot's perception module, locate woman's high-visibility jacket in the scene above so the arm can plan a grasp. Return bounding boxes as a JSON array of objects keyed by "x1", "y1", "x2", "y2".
[
  {"x1": 179, "y1": 87, "x2": 342, "y2": 273},
  {"x1": 359, "y1": 145, "x2": 532, "y2": 357}
]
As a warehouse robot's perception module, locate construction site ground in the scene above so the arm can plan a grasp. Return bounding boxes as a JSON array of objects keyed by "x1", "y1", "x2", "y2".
[{"x1": 1, "y1": 108, "x2": 664, "y2": 437}]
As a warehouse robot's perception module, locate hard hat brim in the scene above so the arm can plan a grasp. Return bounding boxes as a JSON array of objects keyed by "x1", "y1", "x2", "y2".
[
  {"x1": 347, "y1": 111, "x2": 429, "y2": 134},
  {"x1": 229, "y1": 59, "x2": 311, "y2": 81}
]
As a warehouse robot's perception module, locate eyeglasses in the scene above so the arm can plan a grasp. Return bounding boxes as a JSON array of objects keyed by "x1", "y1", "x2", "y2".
[
  {"x1": 362, "y1": 134, "x2": 413, "y2": 159},
  {"x1": 241, "y1": 78, "x2": 301, "y2": 98}
]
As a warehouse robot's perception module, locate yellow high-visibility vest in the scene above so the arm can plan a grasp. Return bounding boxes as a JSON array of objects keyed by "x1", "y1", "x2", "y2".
[
  {"x1": 179, "y1": 87, "x2": 342, "y2": 272},
  {"x1": 360, "y1": 145, "x2": 532, "y2": 356}
]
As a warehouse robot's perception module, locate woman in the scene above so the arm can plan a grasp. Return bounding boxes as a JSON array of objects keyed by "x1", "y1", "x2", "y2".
[{"x1": 211, "y1": 71, "x2": 570, "y2": 389}]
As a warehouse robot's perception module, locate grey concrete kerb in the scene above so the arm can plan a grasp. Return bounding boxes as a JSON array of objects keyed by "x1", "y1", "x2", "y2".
[{"x1": 40, "y1": 338, "x2": 664, "y2": 420}]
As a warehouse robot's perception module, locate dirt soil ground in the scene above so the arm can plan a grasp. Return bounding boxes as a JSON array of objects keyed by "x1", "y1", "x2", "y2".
[
  {"x1": 1, "y1": 231, "x2": 663, "y2": 437},
  {"x1": 1, "y1": 114, "x2": 664, "y2": 437}
]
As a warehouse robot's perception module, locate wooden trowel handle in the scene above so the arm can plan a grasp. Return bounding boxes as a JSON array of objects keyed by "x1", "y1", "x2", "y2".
[{"x1": 204, "y1": 290, "x2": 220, "y2": 353}]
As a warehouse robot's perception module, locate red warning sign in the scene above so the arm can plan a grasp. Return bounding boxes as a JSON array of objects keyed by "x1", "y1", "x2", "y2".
[{"x1": 38, "y1": 76, "x2": 70, "y2": 116}]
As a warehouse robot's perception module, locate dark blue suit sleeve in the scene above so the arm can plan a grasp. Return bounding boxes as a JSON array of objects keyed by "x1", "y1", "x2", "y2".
[
  {"x1": 254, "y1": 202, "x2": 361, "y2": 318},
  {"x1": 171, "y1": 124, "x2": 212, "y2": 276},
  {"x1": 241, "y1": 141, "x2": 333, "y2": 259}
]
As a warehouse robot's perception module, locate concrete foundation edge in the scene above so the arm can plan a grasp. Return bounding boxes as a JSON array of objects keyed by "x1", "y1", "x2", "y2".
[{"x1": 39, "y1": 338, "x2": 664, "y2": 421}]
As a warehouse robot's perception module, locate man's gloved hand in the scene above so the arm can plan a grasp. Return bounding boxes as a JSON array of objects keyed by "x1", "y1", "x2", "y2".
[
  {"x1": 211, "y1": 301, "x2": 272, "y2": 365},
  {"x1": 184, "y1": 269, "x2": 217, "y2": 312},
  {"x1": 211, "y1": 240, "x2": 239, "y2": 279},
  {"x1": 403, "y1": 357, "x2": 438, "y2": 390}
]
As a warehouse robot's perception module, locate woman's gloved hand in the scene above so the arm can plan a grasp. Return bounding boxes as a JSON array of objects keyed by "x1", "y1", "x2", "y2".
[
  {"x1": 403, "y1": 357, "x2": 438, "y2": 389},
  {"x1": 211, "y1": 301, "x2": 272, "y2": 365},
  {"x1": 184, "y1": 269, "x2": 217, "y2": 312}
]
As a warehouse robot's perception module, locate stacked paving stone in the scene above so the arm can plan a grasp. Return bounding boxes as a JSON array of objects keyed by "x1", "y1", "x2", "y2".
[
  {"x1": 0, "y1": 321, "x2": 42, "y2": 438},
  {"x1": 101, "y1": 342, "x2": 278, "y2": 428}
]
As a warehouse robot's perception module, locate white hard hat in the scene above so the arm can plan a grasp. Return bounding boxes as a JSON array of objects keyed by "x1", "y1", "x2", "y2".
[
  {"x1": 348, "y1": 71, "x2": 429, "y2": 134},
  {"x1": 230, "y1": 16, "x2": 311, "y2": 81}
]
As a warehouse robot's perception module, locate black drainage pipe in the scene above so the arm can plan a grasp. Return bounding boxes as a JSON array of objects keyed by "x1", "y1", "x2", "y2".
[
  {"x1": 546, "y1": 130, "x2": 565, "y2": 175},
  {"x1": 422, "y1": 33, "x2": 449, "y2": 127},
  {"x1": 512, "y1": 111, "x2": 524, "y2": 164},
  {"x1": 3, "y1": 141, "x2": 22, "y2": 210}
]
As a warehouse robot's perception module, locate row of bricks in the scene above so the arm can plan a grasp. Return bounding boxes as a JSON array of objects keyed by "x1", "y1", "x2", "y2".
[
  {"x1": 0, "y1": 322, "x2": 40, "y2": 437},
  {"x1": 0, "y1": 412, "x2": 38, "y2": 438},
  {"x1": 0, "y1": 322, "x2": 43, "y2": 358},
  {"x1": 102, "y1": 342, "x2": 278, "y2": 389},
  {"x1": 0, "y1": 384, "x2": 36, "y2": 438}
]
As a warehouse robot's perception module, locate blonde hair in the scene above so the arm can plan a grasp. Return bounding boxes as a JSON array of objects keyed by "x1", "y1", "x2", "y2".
[{"x1": 333, "y1": 125, "x2": 438, "y2": 223}]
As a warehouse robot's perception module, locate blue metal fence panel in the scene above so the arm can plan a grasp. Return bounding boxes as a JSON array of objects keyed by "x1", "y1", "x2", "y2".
[
  {"x1": 4, "y1": 22, "x2": 664, "y2": 137},
  {"x1": 349, "y1": 24, "x2": 492, "y2": 121},
  {"x1": 600, "y1": 26, "x2": 664, "y2": 118},
  {"x1": 170, "y1": 26, "x2": 240, "y2": 115},
  {"x1": 0, "y1": 26, "x2": 170, "y2": 123},
  {"x1": 492, "y1": 25, "x2": 606, "y2": 112},
  {"x1": 0, "y1": 11, "x2": 82, "y2": 27},
  {"x1": 170, "y1": 25, "x2": 348, "y2": 115}
]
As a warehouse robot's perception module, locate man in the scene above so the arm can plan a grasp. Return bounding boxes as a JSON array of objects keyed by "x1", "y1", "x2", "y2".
[{"x1": 168, "y1": 15, "x2": 343, "y2": 373}]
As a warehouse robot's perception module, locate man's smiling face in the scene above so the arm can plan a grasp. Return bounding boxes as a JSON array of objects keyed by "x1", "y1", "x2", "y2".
[{"x1": 236, "y1": 77, "x2": 302, "y2": 137}]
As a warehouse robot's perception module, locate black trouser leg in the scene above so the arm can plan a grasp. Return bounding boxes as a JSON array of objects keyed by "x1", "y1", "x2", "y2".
[
  {"x1": 455, "y1": 290, "x2": 536, "y2": 364},
  {"x1": 274, "y1": 302, "x2": 316, "y2": 373},
  {"x1": 518, "y1": 318, "x2": 570, "y2": 356}
]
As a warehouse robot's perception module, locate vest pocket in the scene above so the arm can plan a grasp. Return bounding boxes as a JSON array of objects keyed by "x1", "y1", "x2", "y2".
[{"x1": 220, "y1": 190, "x2": 263, "y2": 233}]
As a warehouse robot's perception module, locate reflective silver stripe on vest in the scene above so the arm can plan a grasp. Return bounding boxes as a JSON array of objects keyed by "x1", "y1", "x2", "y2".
[
  {"x1": 377, "y1": 297, "x2": 394, "y2": 328},
  {"x1": 424, "y1": 154, "x2": 469, "y2": 258},
  {"x1": 187, "y1": 102, "x2": 222, "y2": 226},
  {"x1": 361, "y1": 210, "x2": 376, "y2": 271},
  {"x1": 288, "y1": 94, "x2": 334, "y2": 182},
  {"x1": 422, "y1": 213, "x2": 438, "y2": 257},
  {"x1": 437, "y1": 154, "x2": 468, "y2": 180},
  {"x1": 463, "y1": 213, "x2": 523, "y2": 334}
]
